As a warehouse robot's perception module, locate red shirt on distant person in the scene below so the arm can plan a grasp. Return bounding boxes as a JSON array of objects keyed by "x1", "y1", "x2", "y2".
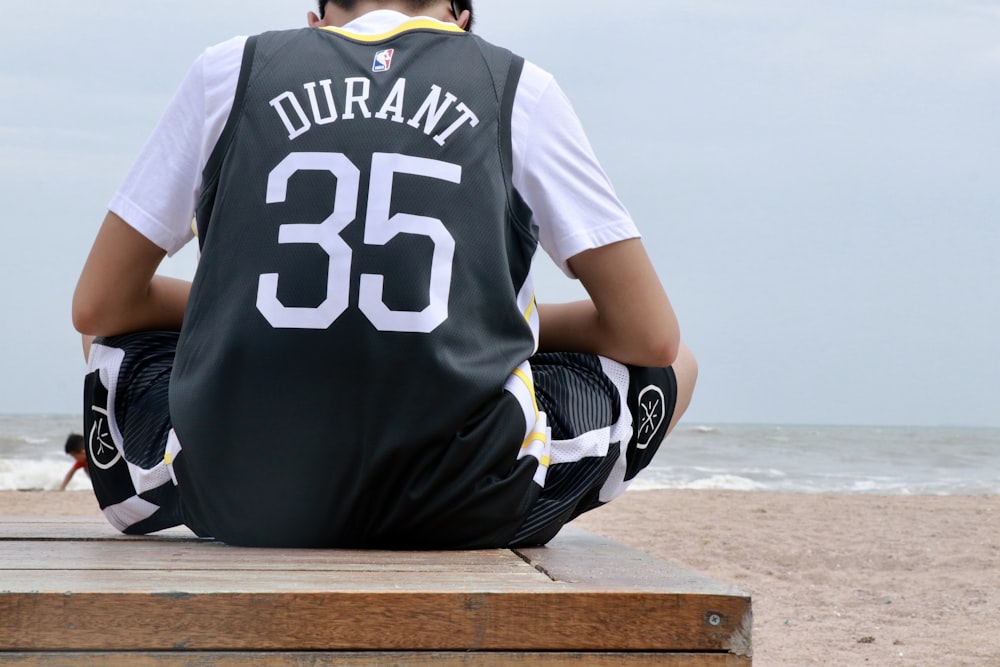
[{"x1": 59, "y1": 433, "x2": 90, "y2": 491}]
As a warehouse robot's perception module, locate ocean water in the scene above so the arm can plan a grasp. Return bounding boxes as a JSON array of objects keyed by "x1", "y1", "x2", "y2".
[
  {"x1": 0, "y1": 415, "x2": 89, "y2": 492},
  {"x1": 1, "y1": 415, "x2": 998, "y2": 494},
  {"x1": 634, "y1": 424, "x2": 1000, "y2": 495}
]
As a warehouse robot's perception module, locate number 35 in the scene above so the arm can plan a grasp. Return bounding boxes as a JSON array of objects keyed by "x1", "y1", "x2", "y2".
[{"x1": 257, "y1": 152, "x2": 459, "y2": 333}]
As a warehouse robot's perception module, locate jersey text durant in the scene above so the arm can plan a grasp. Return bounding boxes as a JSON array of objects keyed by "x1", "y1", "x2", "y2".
[{"x1": 270, "y1": 76, "x2": 480, "y2": 146}]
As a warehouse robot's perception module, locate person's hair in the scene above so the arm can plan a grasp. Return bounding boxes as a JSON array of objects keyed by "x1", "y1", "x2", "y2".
[
  {"x1": 318, "y1": 1, "x2": 474, "y2": 31},
  {"x1": 64, "y1": 433, "x2": 85, "y2": 455}
]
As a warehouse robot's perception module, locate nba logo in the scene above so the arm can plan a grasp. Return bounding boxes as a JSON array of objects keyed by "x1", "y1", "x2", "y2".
[{"x1": 373, "y1": 49, "x2": 395, "y2": 73}]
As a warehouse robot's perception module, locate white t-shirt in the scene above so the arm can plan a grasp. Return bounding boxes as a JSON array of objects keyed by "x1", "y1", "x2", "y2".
[{"x1": 110, "y1": 10, "x2": 639, "y2": 276}]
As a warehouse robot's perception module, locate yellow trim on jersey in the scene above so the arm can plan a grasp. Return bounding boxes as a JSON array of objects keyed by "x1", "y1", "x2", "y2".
[
  {"x1": 512, "y1": 368, "x2": 540, "y2": 421},
  {"x1": 320, "y1": 19, "x2": 465, "y2": 42},
  {"x1": 523, "y1": 295, "x2": 537, "y2": 324}
]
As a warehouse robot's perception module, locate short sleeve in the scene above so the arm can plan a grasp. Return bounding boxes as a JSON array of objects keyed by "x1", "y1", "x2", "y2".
[
  {"x1": 109, "y1": 37, "x2": 246, "y2": 255},
  {"x1": 511, "y1": 62, "x2": 640, "y2": 277}
]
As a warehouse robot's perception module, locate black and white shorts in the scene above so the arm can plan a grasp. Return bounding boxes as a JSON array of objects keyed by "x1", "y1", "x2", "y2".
[
  {"x1": 83, "y1": 332, "x2": 182, "y2": 534},
  {"x1": 83, "y1": 333, "x2": 676, "y2": 544},
  {"x1": 509, "y1": 353, "x2": 676, "y2": 546}
]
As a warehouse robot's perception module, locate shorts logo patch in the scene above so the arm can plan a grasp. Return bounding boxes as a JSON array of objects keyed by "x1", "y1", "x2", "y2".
[
  {"x1": 372, "y1": 48, "x2": 395, "y2": 72},
  {"x1": 88, "y1": 404, "x2": 122, "y2": 470},
  {"x1": 636, "y1": 385, "x2": 666, "y2": 450}
]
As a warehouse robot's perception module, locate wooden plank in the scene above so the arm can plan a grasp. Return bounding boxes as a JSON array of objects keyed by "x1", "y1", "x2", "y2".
[
  {"x1": 519, "y1": 527, "x2": 753, "y2": 658},
  {"x1": 0, "y1": 540, "x2": 536, "y2": 574},
  {"x1": 0, "y1": 517, "x2": 196, "y2": 541},
  {"x1": 2, "y1": 568, "x2": 552, "y2": 593},
  {"x1": 0, "y1": 518, "x2": 751, "y2": 659},
  {"x1": 0, "y1": 652, "x2": 752, "y2": 666},
  {"x1": 519, "y1": 526, "x2": 747, "y2": 593},
  {"x1": 4, "y1": 590, "x2": 744, "y2": 651}
]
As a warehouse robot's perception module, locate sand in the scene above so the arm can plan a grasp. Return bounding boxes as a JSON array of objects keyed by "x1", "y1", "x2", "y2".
[{"x1": 3, "y1": 489, "x2": 998, "y2": 665}]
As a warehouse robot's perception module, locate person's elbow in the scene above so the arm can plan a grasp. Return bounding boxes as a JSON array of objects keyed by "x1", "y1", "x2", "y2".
[
  {"x1": 72, "y1": 296, "x2": 102, "y2": 336},
  {"x1": 72, "y1": 210, "x2": 172, "y2": 336},
  {"x1": 654, "y1": 336, "x2": 681, "y2": 368},
  {"x1": 72, "y1": 285, "x2": 120, "y2": 336},
  {"x1": 613, "y1": 315, "x2": 680, "y2": 368},
  {"x1": 634, "y1": 329, "x2": 680, "y2": 368}
]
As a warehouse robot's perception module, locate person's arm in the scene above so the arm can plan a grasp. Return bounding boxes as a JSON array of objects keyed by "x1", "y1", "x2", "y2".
[
  {"x1": 510, "y1": 69, "x2": 678, "y2": 367},
  {"x1": 537, "y1": 238, "x2": 679, "y2": 368},
  {"x1": 72, "y1": 212, "x2": 190, "y2": 336},
  {"x1": 73, "y1": 39, "x2": 244, "y2": 338},
  {"x1": 58, "y1": 464, "x2": 78, "y2": 491}
]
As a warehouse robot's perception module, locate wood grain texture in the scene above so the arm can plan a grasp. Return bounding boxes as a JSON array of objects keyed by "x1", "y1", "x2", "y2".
[{"x1": 0, "y1": 518, "x2": 752, "y2": 661}]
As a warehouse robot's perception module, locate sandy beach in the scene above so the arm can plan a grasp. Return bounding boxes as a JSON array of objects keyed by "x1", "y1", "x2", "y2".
[{"x1": 2, "y1": 489, "x2": 998, "y2": 665}]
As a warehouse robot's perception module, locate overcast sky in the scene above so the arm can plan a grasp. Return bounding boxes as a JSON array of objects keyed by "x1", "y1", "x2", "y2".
[{"x1": 1, "y1": 1, "x2": 997, "y2": 427}]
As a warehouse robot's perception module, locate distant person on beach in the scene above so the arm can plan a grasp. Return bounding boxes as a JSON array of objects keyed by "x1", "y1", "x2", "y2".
[
  {"x1": 58, "y1": 433, "x2": 89, "y2": 491},
  {"x1": 71, "y1": 0, "x2": 696, "y2": 547}
]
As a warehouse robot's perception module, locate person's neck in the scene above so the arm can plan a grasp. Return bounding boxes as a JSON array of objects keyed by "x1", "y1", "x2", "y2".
[
  {"x1": 334, "y1": 2, "x2": 448, "y2": 24},
  {"x1": 312, "y1": 1, "x2": 463, "y2": 32}
]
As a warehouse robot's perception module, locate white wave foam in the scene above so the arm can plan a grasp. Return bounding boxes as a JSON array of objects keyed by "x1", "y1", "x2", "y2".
[
  {"x1": 687, "y1": 475, "x2": 765, "y2": 491},
  {"x1": 0, "y1": 458, "x2": 92, "y2": 491},
  {"x1": 629, "y1": 474, "x2": 765, "y2": 492}
]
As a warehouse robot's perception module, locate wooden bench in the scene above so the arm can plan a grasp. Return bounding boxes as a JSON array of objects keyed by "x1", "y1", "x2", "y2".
[{"x1": 0, "y1": 516, "x2": 751, "y2": 665}]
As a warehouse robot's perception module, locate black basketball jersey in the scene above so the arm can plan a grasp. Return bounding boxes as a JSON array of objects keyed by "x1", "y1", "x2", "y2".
[{"x1": 168, "y1": 21, "x2": 542, "y2": 547}]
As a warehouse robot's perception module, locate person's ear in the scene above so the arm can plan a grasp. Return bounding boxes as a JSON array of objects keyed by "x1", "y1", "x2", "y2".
[
  {"x1": 307, "y1": 11, "x2": 323, "y2": 27},
  {"x1": 456, "y1": 9, "x2": 471, "y2": 30}
]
